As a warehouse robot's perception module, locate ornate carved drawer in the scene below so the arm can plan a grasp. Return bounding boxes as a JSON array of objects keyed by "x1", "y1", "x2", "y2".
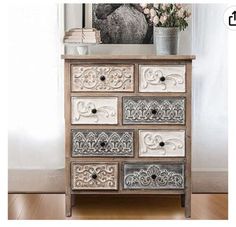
[
  {"x1": 71, "y1": 162, "x2": 118, "y2": 190},
  {"x1": 139, "y1": 65, "x2": 185, "y2": 92},
  {"x1": 123, "y1": 96, "x2": 185, "y2": 124},
  {"x1": 139, "y1": 130, "x2": 185, "y2": 157},
  {"x1": 71, "y1": 64, "x2": 134, "y2": 92},
  {"x1": 71, "y1": 97, "x2": 118, "y2": 124},
  {"x1": 123, "y1": 163, "x2": 184, "y2": 189},
  {"x1": 64, "y1": 55, "x2": 195, "y2": 217},
  {"x1": 71, "y1": 129, "x2": 134, "y2": 157}
]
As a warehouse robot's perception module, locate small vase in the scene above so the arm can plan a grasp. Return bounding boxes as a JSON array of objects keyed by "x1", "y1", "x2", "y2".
[{"x1": 154, "y1": 27, "x2": 179, "y2": 55}]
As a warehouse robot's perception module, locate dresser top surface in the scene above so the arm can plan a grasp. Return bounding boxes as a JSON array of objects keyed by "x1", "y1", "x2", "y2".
[{"x1": 62, "y1": 55, "x2": 196, "y2": 60}]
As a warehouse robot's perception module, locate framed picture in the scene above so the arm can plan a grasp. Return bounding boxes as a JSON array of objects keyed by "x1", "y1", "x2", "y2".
[{"x1": 92, "y1": 4, "x2": 153, "y2": 44}]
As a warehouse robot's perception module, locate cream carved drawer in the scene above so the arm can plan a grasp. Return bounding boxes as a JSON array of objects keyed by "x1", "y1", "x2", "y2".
[
  {"x1": 71, "y1": 162, "x2": 118, "y2": 190},
  {"x1": 139, "y1": 130, "x2": 185, "y2": 157},
  {"x1": 123, "y1": 97, "x2": 185, "y2": 124},
  {"x1": 139, "y1": 65, "x2": 185, "y2": 92},
  {"x1": 123, "y1": 163, "x2": 184, "y2": 189},
  {"x1": 71, "y1": 97, "x2": 118, "y2": 124},
  {"x1": 71, "y1": 65, "x2": 134, "y2": 92},
  {"x1": 71, "y1": 129, "x2": 134, "y2": 157}
]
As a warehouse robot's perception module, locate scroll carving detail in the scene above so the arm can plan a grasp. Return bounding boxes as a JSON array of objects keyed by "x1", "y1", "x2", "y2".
[
  {"x1": 72, "y1": 163, "x2": 118, "y2": 190},
  {"x1": 72, "y1": 65, "x2": 134, "y2": 91},
  {"x1": 123, "y1": 97, "x2": 185, "y2": 124},
  {"x1": 124, "y1": 165, "x2": 184, "y2": 189},
  {"x1": 72, "y1": 130, "x2": 133, "y2": 156}
]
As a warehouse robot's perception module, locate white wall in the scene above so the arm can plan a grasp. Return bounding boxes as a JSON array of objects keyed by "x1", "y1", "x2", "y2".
[{"x1": 8, "y1": 4, "x2": 228, "y2": 172}]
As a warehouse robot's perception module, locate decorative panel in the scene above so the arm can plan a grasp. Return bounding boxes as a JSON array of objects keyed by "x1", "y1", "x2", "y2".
[
  {"x1": 139, "y1": 65, "x2": 185, "y2": 92},
  {"x1": 71, "y1": 162, "x2": 118, "y2": 190},
  {"x1": 123, "y1": 97, "x2": 185, "y2": 124},
  {"x1": 139, "y1": 130, "x2": 185, "y2": 157},
  {"x1": 71, "y1": 65, "x2": 134, "y2": 92},
  {"x1": 72, "y1": 129, "x2": 134, "y2": 157},
  {"x1": 123, "y1": 163, "x2": 184, "y2": 189},
  {"x1": 71, "y1": 97, "x2": 118, "y2": 124}
]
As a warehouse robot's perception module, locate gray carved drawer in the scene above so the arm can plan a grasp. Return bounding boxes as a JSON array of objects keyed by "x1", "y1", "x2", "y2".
[
  {"x1": 71, "y1": 162, "x2": 118, "y2": 190},
  {"x1": 123, "y1": 163, "x2": 184, "y2": 189},
  {"x1": 71, "y1": 65, "x2": 134, "y2": 92},
  {"x1": 71, "y1": 129, "x2": 134, "y2": 157},
  {"x1": 123, "y1": 97, "x2": 185, "y2": 124}
]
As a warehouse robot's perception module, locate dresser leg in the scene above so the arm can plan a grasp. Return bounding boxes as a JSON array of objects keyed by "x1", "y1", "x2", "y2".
[
  {"x1": 65, "y1": 194, "x2": 72, "y2": 217},
  {"x1": 72, "y1": 194, "x2": 76, "y2": 207},
  {"x1": 184, "y1": 192, "x2": 191, "y2": 218},
  {"x1": 181, "y1": 194, "x2": 185, "y2": 207}
]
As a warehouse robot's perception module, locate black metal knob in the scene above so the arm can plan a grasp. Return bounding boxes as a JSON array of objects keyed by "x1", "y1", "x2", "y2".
[
  {"x1": 92, "y1": 174, "x2": 97, "y2": 179},
  {"x1": 151, "y1": 174, "x2": 157, "y2": 180},
  {"x1": 160, "y1": 76, "x2": 166, "y2": 82},
  {"x1": 100, "y1": 75, "x2": 106, "y2": 81},
  {"x1": 91, "y1": 108, "x2": 97, "y2": 114},
  {"x1": 159, "y1": 141, "x2": 165, "y2": 147},
  {"x1": 151, "y1": 109, "x2": 157, "y2": 115},
  {"x1": 100, "y1": 142, "x2": 106, "y2": 147}
]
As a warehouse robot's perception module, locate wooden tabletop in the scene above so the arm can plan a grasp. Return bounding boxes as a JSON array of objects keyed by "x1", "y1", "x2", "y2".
[{"x1": 62, "y1": 55, "x2": 196, "y2": 60}]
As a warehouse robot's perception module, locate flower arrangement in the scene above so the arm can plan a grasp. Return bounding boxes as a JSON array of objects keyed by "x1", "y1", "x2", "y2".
[{"x1": 140, "y1": 4, "x2": 191, "y2": 31}]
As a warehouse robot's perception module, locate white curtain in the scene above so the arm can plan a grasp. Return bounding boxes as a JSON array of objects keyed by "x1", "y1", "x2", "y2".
[
  {"x1": 192, "y1": 4, "x2": 228, "y2": 171},
  {"x1": 8, "y1": 3, "x2": 64, "y2": 169},
  {"x1": 8, "y1": 4, "x2": 228, "y2": 172}
]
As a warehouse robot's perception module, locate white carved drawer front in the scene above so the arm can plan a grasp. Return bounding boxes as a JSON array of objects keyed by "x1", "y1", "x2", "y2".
[
  {"x1": 71, "y1": 65, "x2": 134, "y2": 92},
  {"x1": 71, "y1": 162, "x2": 118, "y2": 190},
  {"x1": 71, "y1": 97, "x2": 118, "y2": 124},
  {"x1": 139, "y1": 130, "x2": 185, "y2": 157},
  {"x1": 139, "y1": 65, "x2": 185, "y2": 92}
]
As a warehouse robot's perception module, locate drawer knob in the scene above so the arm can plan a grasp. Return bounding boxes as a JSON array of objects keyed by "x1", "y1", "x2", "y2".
[
  {"x1": 159, "y1": 141, "x2": 165, "y2": 147},
  {"x1": 151, "y1": 174, "x2": 157, "y2": 180},
  {"x1": 151, "y1": 109, "x2": 157, "y2": 115},
  {"x1": 91, "y1": 108, "x2": 97, "y2": 114},
  {"x1": 100, "y1": 75, "x2": 106, "y2": 81},
  {"x1": 100, "y1": 141, "x2": 106, "y2": 147},
  {"x1": 160, "y1": 76, "x2": 166, "y2": 82},
  {"x1": 91, "y1": 174, "x2": 97, "y2": 179}
]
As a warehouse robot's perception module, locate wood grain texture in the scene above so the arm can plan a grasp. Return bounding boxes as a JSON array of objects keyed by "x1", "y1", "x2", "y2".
[
  {"x1": 62, "y1": 55, "x2": 196, "y2": 60},
  {"x1": 64, "y1": 56, "x2": 194, "y2": 217},
  {"x1": 8, "y1": 194, "x2": 227, "y2": 220}
]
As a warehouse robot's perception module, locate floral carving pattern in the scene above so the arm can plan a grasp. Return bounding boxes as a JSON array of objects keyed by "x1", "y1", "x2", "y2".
[
  {"x1": 124, "y1": 164, "x2": 184, "y2": 189},
  {"x1": 75, "y1": 101, "x2": 116, "y2": 123},
  {"x1": 72, "y1": 65, "x2": 134, "y2": 91},
  {"x1": 72, "y1": 163, "x2": 118, "y2": 190},
  {"x1": 123, "y1": 97, "x2": 185, "y2": 124},
  {"x1": 72, "y1": 130, "x2": 134, "y2": 156},
  {"x1": 141, "y1": 67, "x2": 184, "y2": 91},
  {"x1": 142, "y1": 133, "x2": 183, "y2": 155}
]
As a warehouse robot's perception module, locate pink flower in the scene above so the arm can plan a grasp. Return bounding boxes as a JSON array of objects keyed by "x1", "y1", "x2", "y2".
[
  {"x1": 160, "y1": 15, "x2": 167, "y2": 24},
  {"x1": 143, "y1": 8, "x2": 150, "y2": 14},
  {"x1": 150, "y1": 8, "x2": 156, "y2": 18},
  {"x1": 177, "y1": 8, "x2": 184, "y2": 18},
  {"x1": 175, "y1": 4, "x2": 182, "y2": 9},
  {"x1": 153, "y1": 15, "x2": 159, "y2": 25}
]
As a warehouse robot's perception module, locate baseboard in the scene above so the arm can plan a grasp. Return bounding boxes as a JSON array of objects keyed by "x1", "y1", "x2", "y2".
[{"x1": 8, "y1": 169, "x2": 228, "y2": 194}]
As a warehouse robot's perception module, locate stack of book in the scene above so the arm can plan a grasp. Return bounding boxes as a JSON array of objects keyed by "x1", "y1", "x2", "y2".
[{"x1": 63, "y1": 28, "x2": 102, "y2": 44}]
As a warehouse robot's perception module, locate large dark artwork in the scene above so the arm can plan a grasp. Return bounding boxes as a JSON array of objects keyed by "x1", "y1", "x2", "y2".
[{"x1": 92, "y1": 4, "x2": 153, "y2": 44}]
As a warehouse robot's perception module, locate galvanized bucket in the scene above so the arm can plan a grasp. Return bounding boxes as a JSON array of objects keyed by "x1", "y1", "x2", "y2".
[{"x1": 154, "y1": 27, "x2": 179, "y2": 55}]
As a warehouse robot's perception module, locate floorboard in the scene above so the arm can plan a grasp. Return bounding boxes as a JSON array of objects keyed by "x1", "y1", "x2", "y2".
[{"x1": 8, "y1": 194, "x2": 228, "y2": 220}]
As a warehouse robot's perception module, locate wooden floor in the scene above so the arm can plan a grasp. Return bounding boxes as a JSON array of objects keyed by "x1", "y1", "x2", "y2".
[{"x1": 8, "y1": 194, "x2": 228, "y2": 220}]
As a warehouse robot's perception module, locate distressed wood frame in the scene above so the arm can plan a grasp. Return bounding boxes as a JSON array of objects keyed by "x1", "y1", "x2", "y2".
[{"x1": 63, "y1": 55, "x2": 195, "y2": 218}]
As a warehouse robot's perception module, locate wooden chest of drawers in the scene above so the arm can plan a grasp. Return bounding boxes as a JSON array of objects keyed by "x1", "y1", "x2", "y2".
[{"x1": 63, "y1": 55, "x2": 195, "y2": 218}]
